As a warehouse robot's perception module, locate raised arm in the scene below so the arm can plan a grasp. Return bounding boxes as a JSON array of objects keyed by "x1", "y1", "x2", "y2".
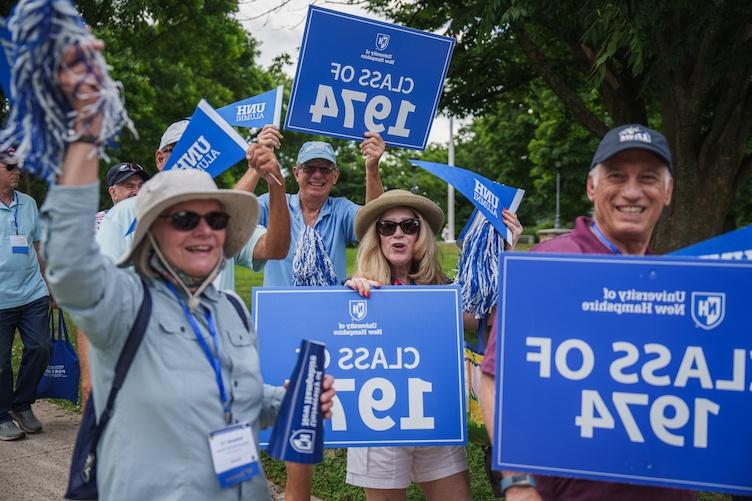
[
  {"x1": 361, "y1": 131, "x2": 385, "y2": 202},
  {"x1": 247, "y1": 144, "x2": 290, "y2": 260}
]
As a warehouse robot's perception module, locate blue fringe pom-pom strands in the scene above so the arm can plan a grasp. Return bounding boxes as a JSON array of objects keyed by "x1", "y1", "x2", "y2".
[
  {"x1": 456, "y1": 210, "x2": 504, "y2": 319},
  {"x1": 0, "y1": 0, "x2": 135, "y2": 183},
  {"x1": 292, "y1": 225, "x2": 337, "y2": 287}
]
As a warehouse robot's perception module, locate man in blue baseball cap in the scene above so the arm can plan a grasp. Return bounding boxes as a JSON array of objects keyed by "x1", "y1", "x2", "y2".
[
  {"x1": 239, "y1": 126, "x2": 385, "y2": 500},
  {"x1": 480, "y1": 124, "x2": 691, "y2": 501}
]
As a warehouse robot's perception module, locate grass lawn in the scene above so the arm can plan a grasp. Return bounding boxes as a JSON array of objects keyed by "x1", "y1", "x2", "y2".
[{"x1": 12, "y1": 241, "x2": 730, "y2": 500}]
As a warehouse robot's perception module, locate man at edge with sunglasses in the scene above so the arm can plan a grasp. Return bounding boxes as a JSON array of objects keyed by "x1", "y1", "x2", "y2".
[{"x1": 0, "y1": 147, "x2": 53, "y2": 441}]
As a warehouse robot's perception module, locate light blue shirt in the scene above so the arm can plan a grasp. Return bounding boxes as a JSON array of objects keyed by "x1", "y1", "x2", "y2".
[
  {"x1": 95, "y1": 195, "x2": 267, "y2": 290},
  {"x1": 40, "y1": 182, "x2": 284, "y2": 501},
  {"x1": 257, "y1": 193, "x2": 359, "y2": 286},
  {"x1": 0, "y1": 190, "x2": 47, "y2": 309}
]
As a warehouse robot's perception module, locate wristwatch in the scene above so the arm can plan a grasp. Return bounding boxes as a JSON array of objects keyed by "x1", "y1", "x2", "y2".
[{"x1": 500, "y1": 474, "x2": 537, "y2": 494}]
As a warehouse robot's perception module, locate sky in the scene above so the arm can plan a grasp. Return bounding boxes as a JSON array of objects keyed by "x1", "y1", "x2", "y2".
[{"x1": 235, "y1": 0, "x2": 467, "y2": 147}]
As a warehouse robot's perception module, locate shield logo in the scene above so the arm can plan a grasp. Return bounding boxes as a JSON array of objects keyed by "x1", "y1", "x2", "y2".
[
  {"x1": 691, "y1": 292, "x2": 725, "y2": 330},
  {"x1": 349, "y1": 300, "x2": 367, "y2": 321},
  {"x1": 375, "y1": 33, "x2": 390, "y2": 51},
  {"x1": 290, "y1": 430, "x2": 315, "y2": 454}
]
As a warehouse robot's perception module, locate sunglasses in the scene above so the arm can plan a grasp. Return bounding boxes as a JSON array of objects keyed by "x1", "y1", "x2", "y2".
[
  {"x1": 4, "y1": 164, "x2": 17, "y2": 171},
  {"x1": 116, "y1": 162, "x2": 144, "y2": 173},
  {"x1": 300, "y1": 164, "x2": 336, "y2": 175},
  {"x1": 376, "y1": 218, "x2": 421, "y2": 236},
  {"x1": 159, "y1": 211, "x2": 230, "y2": 231}
]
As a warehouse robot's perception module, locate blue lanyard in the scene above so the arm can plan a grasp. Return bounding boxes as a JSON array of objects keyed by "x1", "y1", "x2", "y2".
[
  {"x1": 591, "y1": 222, "x2": 622, "y2": 255},
  {"x1": 165, "y1": 282, "x2": 233, "y2": 424},
  {"x1": 0, "y1": 191, "x2": 19, "y2": 235}
]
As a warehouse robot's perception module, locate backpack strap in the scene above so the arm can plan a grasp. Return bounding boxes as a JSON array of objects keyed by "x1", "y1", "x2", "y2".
[
  {"x1": 224, "y1": 292, "x2": 250, "y2": 332},
  {"x1": 92, "y1": 278, "x2": 152, "y2": 443}
]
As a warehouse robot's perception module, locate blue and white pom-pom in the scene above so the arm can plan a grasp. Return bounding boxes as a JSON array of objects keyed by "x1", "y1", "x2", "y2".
[
  {"x1": 0, "y1": 0, "x2": 135, "y2": 183},
  {"x1": 292, "y1": 225, "x2": 337, "y2": 286},
  {"x1": 456, "y1": 210, "x2": 505, "y2": 320}
]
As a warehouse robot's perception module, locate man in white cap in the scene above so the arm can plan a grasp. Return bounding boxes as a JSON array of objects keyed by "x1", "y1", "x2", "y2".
[{"x1": 78, "y1": 120, "x2": 290, "y2": 406}]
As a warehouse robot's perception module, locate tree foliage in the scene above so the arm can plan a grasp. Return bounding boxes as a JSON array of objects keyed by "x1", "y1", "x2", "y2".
[{"x1": 361, "y1": 0, "x2": 752, "y2": 250}]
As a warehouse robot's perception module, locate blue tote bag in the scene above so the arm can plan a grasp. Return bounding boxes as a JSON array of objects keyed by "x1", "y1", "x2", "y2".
[{"x1": 36, "y1": 309, "x2": 80, "y2": 405}]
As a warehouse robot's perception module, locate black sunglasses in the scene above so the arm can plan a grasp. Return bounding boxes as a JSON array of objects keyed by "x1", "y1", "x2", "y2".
[
  {"x1": 300, "y1": 164, "x2": 336, "y2": 175},
  {"x1": 4, "y1": 164, "x2": 17, "y2": 171},
  {"x1": 376, "y1": 218, "x2": 421, "y2": 236},
  {"x1": 159, "y1": 211, "x2": 230, "y2": 231}
]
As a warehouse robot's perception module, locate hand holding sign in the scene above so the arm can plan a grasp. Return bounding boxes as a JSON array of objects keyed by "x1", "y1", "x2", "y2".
[{"x1": 360, "y1": 131, "x2": 385, "y2": 169}]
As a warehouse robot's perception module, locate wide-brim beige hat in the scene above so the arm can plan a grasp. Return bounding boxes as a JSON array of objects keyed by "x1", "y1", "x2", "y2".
[
  {"x1": 355, "y1": 189, "x2": 444, "y2": 240},
  {"x1": 116, "y1": 169, "x2": 258, "y2": 269}
]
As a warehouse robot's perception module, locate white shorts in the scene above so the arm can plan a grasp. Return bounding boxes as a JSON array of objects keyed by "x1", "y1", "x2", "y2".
[{"x1": 346, "y1": 446, "x2": 468, "y2": 489}]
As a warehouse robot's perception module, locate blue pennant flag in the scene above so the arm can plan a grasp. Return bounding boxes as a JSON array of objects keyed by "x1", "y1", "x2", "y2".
[
  {"x1": 409, "y1": 160, "x2": 525, "y2": 244},
  {"x1": 163, "y1": 99, "x2": 248, "y2": 176},
  {"x1": 217, "y1": 86, "x2": 284, "y2": 129},
  {"x1": 670, "y1": 224, "x2": 752, "y2": 261},
  {"x1": 126, "y1": 99, "x2": 249, "y2": 236}
]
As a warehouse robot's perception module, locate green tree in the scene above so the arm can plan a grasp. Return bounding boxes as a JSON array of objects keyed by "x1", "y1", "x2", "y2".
[{"x1": 362, "y1": 0, "x2": 752, "y2": 251}]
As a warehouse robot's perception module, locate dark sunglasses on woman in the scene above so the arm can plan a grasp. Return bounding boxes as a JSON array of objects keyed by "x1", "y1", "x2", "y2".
[
  {"x1": 159, "y1": 211, "x2": 231, "y2": 231},
  {"x1": 376, "y1": 218, "x2": 421, "y2": 236}
]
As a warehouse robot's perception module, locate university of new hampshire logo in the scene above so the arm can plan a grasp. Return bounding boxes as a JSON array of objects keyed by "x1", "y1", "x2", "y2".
[
  {"x1": 375, "y1": 33, "x2": 390, "y2": 51},
  {"x1": 290, "y1": 430, "x2": 315, "y2": 454},
  {"x1": 349, "y1": 299, "x2": 367, "y2": 321},
  {"x1": 618, "y1": 125, "x2": 652, "y2": 144},
  {"x1": 691, "y1": 292, "x2": 725, "y2": 330}
]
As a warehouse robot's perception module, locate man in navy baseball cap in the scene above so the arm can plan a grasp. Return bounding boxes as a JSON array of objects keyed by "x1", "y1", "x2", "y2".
[
  {"x1": 590, "y1": 123, "x2": 672, "y2": 173},
  {"x1": 105, "y1": 162, "x2": 150, "y2": 204}
]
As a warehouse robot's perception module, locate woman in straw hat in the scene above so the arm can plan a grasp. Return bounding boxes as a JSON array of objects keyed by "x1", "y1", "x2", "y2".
[
  {"x1": 40, "y1": 42, "x2": 334, "y2": 500},
  {"x1": 344, "y1": 189, "x2": 471, "y2": 500}
]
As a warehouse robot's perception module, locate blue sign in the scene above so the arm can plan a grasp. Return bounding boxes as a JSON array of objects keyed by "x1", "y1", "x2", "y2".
[
  {"x1": 493, "y1": 253, "x2": 752, "y2": 495},
  {"x1": 253, "y1": 285, "x2": 467, "y2": 447},
  {"x1": 410, "y1": 160, "x2": 525, "y2": 244},
  {"x1": 285, "y1": 6, "x2": 455, "y2": 150},
  {"x1": 671, "y1": 225, "x2": 751, "y2": 261},
  {"x1": 217, "y1": 86, "x2": 284, "y2": 129},
  {"x1": 163, "y1": 99, "x2": 248, "y2": 176}
]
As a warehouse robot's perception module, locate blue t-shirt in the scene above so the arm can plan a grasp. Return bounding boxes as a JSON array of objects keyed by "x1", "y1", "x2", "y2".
[
  {"x1": 257, "y1": 193, "x2": 359, "y2": 286},
  {"x1": 0, "y1": 191, "x2": 47, "y2": 309}
]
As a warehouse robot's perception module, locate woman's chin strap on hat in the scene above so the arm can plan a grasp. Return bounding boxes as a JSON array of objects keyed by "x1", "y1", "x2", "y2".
[{"x1": 146, "y1": 232, "x2": 224, "y2": 311}]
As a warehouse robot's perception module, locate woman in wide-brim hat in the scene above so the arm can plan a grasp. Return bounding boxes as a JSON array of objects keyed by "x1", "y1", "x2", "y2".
[
  {"x1": 344, "y1": 189, "x2": 471, "y2": 500},
  {"x1": 41, "y1": 42, "x2": 334, "y2": 500}
]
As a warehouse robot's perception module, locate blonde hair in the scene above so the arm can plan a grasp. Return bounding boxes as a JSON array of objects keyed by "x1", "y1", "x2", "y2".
[{"x1": 353, "y1": 208, "x2": 445, "y2": 285}]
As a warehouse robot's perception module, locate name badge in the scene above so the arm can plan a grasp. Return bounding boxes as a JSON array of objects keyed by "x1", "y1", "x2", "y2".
[
  {"x1": 208, "y1": 422, "x2": 260, "y2": 489},
  {"x1": 10, "y1": 235, "x2": 29, "y2": 254}
]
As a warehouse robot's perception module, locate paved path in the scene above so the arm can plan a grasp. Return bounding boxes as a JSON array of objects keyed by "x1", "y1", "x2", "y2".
[{"x1": 0, "y1": 401, "x2": 320, "y2": 501}]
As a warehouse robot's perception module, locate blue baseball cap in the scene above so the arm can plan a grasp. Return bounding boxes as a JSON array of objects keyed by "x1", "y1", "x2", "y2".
[
  {"x1": 590, "y1": 124, "x2": 672, "y2": 173},
  {"x1": 296, "y1": 141, "x2": 336, "y2": 166}
]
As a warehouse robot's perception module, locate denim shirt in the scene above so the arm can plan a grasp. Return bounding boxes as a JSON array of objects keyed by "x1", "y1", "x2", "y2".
[{"x1": 40, "y1": 182, "x2": 284, "y2": 501}]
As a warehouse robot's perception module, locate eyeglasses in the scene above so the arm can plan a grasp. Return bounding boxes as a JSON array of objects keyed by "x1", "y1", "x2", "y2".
[
  {"x1": 299, "y1": 164, "x2": 336, "y2": 176},
  {"x1": 376, "y1": 218, "x2": 421, "y2": 236},
  {"x1": 158, "y1": 211, "x2": 231, "y2": 231},
  {"x1": 4, "y1": 164, "x2": 17, "y2": 171},
  {"x1": 161, "y1": 145, "x2": 175, "y2": 154}
]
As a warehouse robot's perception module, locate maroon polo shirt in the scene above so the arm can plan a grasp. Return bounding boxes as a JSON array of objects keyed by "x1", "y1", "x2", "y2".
[{"x1": 481, "y1": 216, "x2": 694, "y2": 501}]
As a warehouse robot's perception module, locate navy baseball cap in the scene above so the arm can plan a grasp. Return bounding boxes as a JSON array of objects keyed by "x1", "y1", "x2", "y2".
[
  {"x1": 590, "y1": 124, "x2": 672, "y2": 173},
  {"x1": 296, "y1": 141, "x2": 336, "y2": 166},
  {"x1": 107, "y1": 163, "x2": 150, "y2": 187}
]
